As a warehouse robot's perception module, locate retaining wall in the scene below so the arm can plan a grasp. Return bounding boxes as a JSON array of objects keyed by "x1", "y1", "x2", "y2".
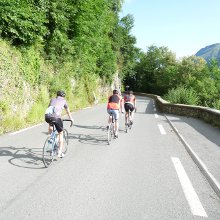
[{"x1": 135, "y1": 92, "x2": 220, "y2": 127}]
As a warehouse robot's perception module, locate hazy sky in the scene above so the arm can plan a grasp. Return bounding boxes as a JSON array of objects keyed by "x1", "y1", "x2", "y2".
[{"x1": 120, "y1": 0, "x2": 220, "y2": 58}]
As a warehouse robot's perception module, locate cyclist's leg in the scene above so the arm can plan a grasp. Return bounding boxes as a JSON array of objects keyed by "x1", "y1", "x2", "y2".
[
  {"x1": 128, "y1": 104, "x2": 135, "y2": 123},
  {"x1": 54, "y1": 118, "x2": 64, "y2": 157},
  {"x1": 107, "y1": 109, "x2": 113, "y2": 128},
  {"x1": 45, "y1": 114, "x2": 55, "y2": 134},
  {"x1": 124, "y1": 104, "x2": 129, "y2": 125},
  {"x1": 57, "y1": 131, "x2": 64, "y2": 156},
  {"x1": 112, "y1": 110, "x2": 119, "y2": 137}
]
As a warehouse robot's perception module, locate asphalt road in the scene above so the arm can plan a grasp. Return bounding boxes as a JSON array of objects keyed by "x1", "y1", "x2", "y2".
[{"x1": 0, "y1": 96, "x2": 220, "y2": 220}]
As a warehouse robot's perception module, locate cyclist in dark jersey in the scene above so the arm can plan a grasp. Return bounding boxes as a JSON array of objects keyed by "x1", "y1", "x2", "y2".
[{"x1": 45, "y1": 90, "x2": 73, "y2": 158}]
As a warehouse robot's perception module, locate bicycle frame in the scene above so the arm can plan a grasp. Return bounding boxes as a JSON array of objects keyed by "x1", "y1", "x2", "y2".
[
  {"x1": 125, "y1": 110, "x2": 132, "y2": 133},
  {"x1": 42, "y1": 119, "x2": 72, "y2": 168},
  {"x1": 107, "y1": 113, "x2": 116, "y2": 145}
]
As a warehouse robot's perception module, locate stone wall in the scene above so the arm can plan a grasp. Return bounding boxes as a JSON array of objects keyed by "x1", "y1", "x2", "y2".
[{"x1": 135, "y1": 92, "x2": 220, "y2": 127}]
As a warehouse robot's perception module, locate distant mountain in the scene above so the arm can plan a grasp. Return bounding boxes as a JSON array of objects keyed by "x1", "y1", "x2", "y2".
[{"x1": 195, "y1": 43, "x2": 220, "y2": 65}]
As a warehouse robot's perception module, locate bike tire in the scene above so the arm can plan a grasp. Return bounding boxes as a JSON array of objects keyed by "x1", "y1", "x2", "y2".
[
  {"x1": 42, "y1": 137, "x2": 55, "y2": 168},
  {"x1": 125, "y1": 123, "x2": 128, "y2": 133},
  {"x1": 107, "y1": 124, "x2": 112, "y2": 145},
  {"x1": 63, "y1": 129, "x2": 68, "y2": 154}
]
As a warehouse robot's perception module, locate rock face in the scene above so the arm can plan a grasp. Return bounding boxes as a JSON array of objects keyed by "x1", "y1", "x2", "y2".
[{"x1": 195, "y1": 43, "x2": 220, "y2": 65}]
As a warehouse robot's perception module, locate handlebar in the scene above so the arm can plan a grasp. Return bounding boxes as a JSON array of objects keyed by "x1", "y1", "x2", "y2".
[{"x1": 63, "y1": 119, "x2": 73, "y2": 127}]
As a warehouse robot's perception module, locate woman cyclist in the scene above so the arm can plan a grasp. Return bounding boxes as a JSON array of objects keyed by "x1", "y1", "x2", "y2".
[{"x1": 45, "y1": 90, "x2": 73, "y2": 158}]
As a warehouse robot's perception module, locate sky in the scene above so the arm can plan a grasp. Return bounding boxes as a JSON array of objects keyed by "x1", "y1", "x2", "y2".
[{"x1": 120, "y1": 0, "x2": 220, "y2": 58}]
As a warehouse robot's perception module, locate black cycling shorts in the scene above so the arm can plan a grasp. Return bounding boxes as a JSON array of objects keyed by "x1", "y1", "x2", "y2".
[
  {"x1": 45, "y1": 114, "x2": 63, "y2": 133},
  {"x1": 124, "y1": 103, "x2": 135, "y2": 113}
]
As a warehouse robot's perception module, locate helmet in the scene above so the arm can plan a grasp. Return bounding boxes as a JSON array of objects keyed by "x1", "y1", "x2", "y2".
[
  {"x1": 113, "y1": 89, "x2": 119, "y2": 94},
  {"x1": 129, "y1": 90, "x2": 133, "y2": 95},
  {"x1": 57, "y1": 90, "x2": 65, "y2": 97}
]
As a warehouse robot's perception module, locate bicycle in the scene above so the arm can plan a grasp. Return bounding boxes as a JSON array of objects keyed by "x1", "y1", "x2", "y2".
[
  {"x1": 107, "y1": 113, "x2": 116, "y2": 145},
  {"x1": 125, "y1": 110, "x2": 132, "y2": 133},
  {"x1": 42, "y1": 119, "x2": 73, "y2": 168}
]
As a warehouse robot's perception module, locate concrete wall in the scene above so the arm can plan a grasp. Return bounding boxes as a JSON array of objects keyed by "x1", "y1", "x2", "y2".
[{"x1": 136, "y1": 92, "x2": 220, "y2": 127}]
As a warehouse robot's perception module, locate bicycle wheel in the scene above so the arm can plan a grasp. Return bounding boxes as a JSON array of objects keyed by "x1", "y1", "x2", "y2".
[
  {"x1": 62, "y1": 129, "x2": 68, "y2": 154},
  {"x1": 125, "y1": 122, "x2": 128, "y2": 133},
  {"x1": 42, "y1": 137, "x2": 55, "y2": 168},
  {"x1": 107, "y1": 123, "x2": 112, "y2": 145}
]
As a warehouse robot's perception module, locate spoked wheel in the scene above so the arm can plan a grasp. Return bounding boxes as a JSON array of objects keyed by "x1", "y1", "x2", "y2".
[
  {"x1": 107, "y1": 123, "x2": 113, "y2": 145},
  {"x1": 125, "y1": 117, "x2": 129, "y2": 133},
  {"x1": 62, "y1": 129, "x2": 69, "y2": 154},
  {"x1": 125, "y1": 123, "x2": 128, "y2": 133},
  {"x1": 42, "y1": 137, "x2": 55, "y2": 168}
]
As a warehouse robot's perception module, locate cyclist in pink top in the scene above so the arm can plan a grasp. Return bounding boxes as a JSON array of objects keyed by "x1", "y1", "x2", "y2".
[{"x1": 45, "y1": 91, "x2": 73, "y2": 158}]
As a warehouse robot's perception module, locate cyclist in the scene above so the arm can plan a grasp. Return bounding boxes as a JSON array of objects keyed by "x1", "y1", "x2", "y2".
[
  {"x1": 123, "y1": 90, "x2": 136, "y2": 126},
  {"x1": 107, "y1": 89, "x2": 123, "y2": 138},
  {"x1": 45, "y1": 90, "x2": 73, "y2": 158}
]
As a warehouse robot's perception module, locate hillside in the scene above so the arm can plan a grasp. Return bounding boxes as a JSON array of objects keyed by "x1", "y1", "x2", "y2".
[{"x1": 195, "y1": 43, "x2": 220, "y2": 64}]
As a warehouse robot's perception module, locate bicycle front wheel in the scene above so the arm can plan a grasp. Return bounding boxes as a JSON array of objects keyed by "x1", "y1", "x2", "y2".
[
  {"x1": 62, "y1": 129, "x2": 69, "y2": 154},
  {"x1": 42, "y1": 137, "x2": 54, "y2": 168}
]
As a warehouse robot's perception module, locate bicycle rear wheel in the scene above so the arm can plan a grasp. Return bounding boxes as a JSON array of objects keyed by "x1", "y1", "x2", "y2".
[
  {"x1": 62, "y1": 129, "x2": 68, "y2": 154},
  {"x1": 42, "y1": 137, "x2": 55, "y2": 168},
  {"x1": 125, "y1": 123, "x2": 128, "y2": 133},
  {"x1": 107, "y1": 123, "x2": 113, "y2": 145}
]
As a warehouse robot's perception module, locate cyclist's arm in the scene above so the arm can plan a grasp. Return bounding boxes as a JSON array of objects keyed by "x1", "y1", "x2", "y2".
[
  {"x1": 120, "y1": 98, "x2": 124, "y2": 113},
  {"x1": 134, "y1": 98, "x2": 137, "y2": 109},
  {"x1": 66, "y1": 107, "x2": 73, "y2": 121}
]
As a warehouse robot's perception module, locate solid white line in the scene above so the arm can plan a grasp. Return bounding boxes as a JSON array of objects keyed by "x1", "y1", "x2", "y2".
[
  {"x1": 154, "y1": 113, "x2": 159, "y2": 118},
  {"x1": 171, "y1": 157, "x2": 208, "y2": 217},
  {"x1": 9, "y1": 123, "x2": 44, "y2": 135},
  {"x1": 158, "y1": 124, "x2": 166, "y2": 135}
]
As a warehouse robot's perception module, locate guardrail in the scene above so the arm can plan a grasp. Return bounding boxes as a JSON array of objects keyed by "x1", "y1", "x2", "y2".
[{"x1": 135, "y1": 92, "x2": 220, "y2": 127}]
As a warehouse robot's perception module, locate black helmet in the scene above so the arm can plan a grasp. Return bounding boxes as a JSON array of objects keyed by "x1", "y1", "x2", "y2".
[
  {"x1": 113, "y1": 89, "x2": 119, "y2": 94},
  {"x1": 57, "y1": 90, "x2": 65, "y2": 97}
]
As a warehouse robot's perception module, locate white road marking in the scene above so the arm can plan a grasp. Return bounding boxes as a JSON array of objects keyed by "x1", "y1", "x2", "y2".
[
  {"x1": 154, "y1": 113, "x2": 159, "y2": 118},
  {"x1": 158, "y1": 124, "x2": 166, "y2": 135},
  {"x1": 171, "y1": 157, "x2": 208, "y2": 218},
  {"x1": 9, "y1": 124, "x2": 44, "y2": 135}
]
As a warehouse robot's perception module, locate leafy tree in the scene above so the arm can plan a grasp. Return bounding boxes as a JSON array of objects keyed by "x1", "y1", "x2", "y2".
[
  {"x1": 0, "y1": 0, "x2": 47, "y2": 45},
  {"x1": 133, "y1": 45, "x2": 177, "y2": 94}
]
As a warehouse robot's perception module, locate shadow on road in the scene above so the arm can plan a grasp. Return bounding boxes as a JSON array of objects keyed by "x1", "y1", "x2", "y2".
[
  {"x1": 69, "y1": 124, "x2": 125, "y2": 146},
  {"x1": 0, "y1": 146, "x2": 44, "y2": 169}
]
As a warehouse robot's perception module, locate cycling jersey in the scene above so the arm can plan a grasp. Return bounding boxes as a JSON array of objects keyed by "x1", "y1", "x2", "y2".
[
  {"x1": 124, "y1": 94, "x2": 136, "y2": 106},
  {"x1": 107, "y1": 94, "x2": 121, "y2": 110},
  {"x1": 45, "y1": 96, "x2": 68, "y2": 118}
]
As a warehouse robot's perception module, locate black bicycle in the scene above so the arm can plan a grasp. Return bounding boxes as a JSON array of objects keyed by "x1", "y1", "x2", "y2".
[
  {"x1": 42, "y1": 119, "x2": 73, "y2": 168},
  {"x1": 125, "y1": 110, "x2": 132, "y2": 133}
]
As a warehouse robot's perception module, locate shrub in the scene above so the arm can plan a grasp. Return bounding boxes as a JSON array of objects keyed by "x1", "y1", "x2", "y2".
[{"x1": 163, "y1": 86, "x2": 199, "y2": 105}]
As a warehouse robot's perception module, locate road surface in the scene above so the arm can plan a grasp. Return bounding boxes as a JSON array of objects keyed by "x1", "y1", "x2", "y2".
[{"x1": 0, "y1": 96, "x2": 220, "y2": 219}]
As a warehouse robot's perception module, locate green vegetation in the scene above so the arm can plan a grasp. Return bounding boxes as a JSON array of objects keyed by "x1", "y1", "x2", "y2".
[
  {"x1": 0, "y1": 0, "x2": 138, "y2": 134},
  {"x1": 124, "y1": 45, "x2": 220, "y2": 109},
  {"x1": 1, "y1": 1, "x2": 220, "y2": 134},
  {"x1": 163, "y1": 86, "x2": 199, "y2": 105}
]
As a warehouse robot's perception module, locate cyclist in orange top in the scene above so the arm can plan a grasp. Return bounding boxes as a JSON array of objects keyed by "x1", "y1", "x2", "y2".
[
  {"x1": 107, "y1": 89, "x2": 123, "y2": 138},
  {"x1": 123, "y1": 90, "x2": 136, "y2": 126}
]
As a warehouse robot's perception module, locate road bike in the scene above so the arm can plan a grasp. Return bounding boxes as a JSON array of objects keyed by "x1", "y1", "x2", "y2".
[
  {"x1": 107, "y1": 113, "x2": 116, "y2": 145},
  {"x1": 125, "y1": 110, "x2": 133, "y2": 133},
  {"x1": 42, "y1": 119, "x2": 73, "y2": 168}
]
